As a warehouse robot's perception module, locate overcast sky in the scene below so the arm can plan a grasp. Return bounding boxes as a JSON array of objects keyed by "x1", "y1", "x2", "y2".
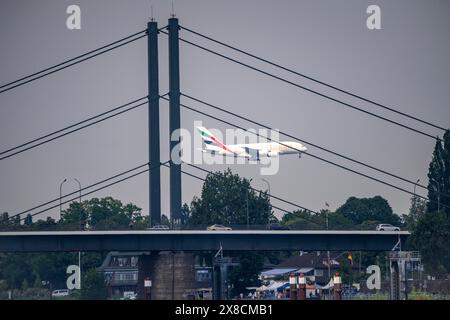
[{"x1": 0, "y1": 0, "x2": 449, "y2": 222}]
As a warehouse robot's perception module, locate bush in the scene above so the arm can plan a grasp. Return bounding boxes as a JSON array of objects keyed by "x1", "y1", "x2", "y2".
[{"x1": 80, "y1": 269, "x2": 107, "y2": 300}]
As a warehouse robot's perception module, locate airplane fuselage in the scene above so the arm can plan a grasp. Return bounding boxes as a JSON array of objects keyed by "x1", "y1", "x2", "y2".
[
  {"x1": 203, "y1": 141, "x2": 307, "y2": 158},
  {"x1": 196, "y1": 126, "x2": 307, "y2": 160}
]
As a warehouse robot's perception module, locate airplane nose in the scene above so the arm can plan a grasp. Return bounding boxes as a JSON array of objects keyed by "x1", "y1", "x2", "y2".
[{"x1": 296, "y1": 142, "x2": 307, "y2": 152}]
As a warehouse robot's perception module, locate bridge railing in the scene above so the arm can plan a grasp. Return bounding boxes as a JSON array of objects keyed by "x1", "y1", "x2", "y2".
[{"x1": 0, "y1": 223, "x2": 401, "y2": 232}]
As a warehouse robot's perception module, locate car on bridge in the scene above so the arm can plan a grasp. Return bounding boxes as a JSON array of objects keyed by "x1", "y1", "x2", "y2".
[
  {"x1": 147, "y1": 225, "x2": 170, "y2": 230},
  {"x1": 207, "y1": 224, "x2": 232, "y2": 231},
  {"x1": 376, "y1": 224, "x2": 400, "y2": 231}
]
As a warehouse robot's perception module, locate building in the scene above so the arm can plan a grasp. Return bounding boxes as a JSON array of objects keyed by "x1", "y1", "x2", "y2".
[
  {"x1": 97, "y1": 251, "x2": 142, "y2": 297},
  {"x1": 98, "y1": 252, "x2": 214, "y2": 299},
  {"x1": 263, "y1": 251, "x2": 358, "y2": 285}
]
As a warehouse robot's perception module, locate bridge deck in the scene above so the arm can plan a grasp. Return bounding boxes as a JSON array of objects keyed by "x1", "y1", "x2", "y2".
[{"x1": 0, "y1": 230, "x2": 409, "y2": 252}]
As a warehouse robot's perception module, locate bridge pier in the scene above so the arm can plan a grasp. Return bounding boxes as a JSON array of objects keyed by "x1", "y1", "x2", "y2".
[
  {"x1": 137, "y1": 251, "x2": 196, "y2": 300},
  {"x1": 147, "y1": 20, "x2": 161, "y2": 227},
  {"x1": 390, "y1": 260, "x2": 400, "y2": 300},
  {"x1": 212, "y1": 256, "x2": 237, "y2": 300},
  {"x1": 168, "y1": 17, "x2": 182, "y2": 226}
]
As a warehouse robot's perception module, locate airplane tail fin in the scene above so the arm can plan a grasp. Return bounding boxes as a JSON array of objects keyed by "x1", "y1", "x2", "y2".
[
  {"x1": 196, "y1": 126, "x2": 217, "y2": 145},
  {"x1": 196, "y1": 126, "x2": 236, "y2": 155}
]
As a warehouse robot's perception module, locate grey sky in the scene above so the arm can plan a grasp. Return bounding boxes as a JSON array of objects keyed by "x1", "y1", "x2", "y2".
[{"x1": 0, "y1": 0, "x2": 449, "y2": 222}]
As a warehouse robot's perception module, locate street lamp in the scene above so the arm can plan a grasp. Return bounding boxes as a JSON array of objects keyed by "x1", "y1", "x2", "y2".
[
  {"x1": 246, "y1": 178, "x2": 253, "y2": 230},
  {"x1": 413, "y1": 178, "x2": 420, "y2": 197},
  {"x1": 59, "y1": 178, "x2": 67, "y2": 219},
  {"x1": 412, "y1": 178, "x2": 420, "y2": 219},
  {"x1": 73, "y1": 178, "x2": 82, "y2": 230},
  {"x1": 74, "y1": 178, "x2": 82, "y2": 203},
  {"x1": 324, "y1": 202, "x2": 330, "y2": 230},
  {"x1": 73, "y1": 178, "x2": 82, "y2": 290},
  {"x1": 261, "y1": 179, "x2": 271, "y2": 229}
]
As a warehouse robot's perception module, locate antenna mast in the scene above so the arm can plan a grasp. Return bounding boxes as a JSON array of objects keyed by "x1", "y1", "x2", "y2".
[{"x1": 171, "y1": 1, "x2": 176, "y2": 18}]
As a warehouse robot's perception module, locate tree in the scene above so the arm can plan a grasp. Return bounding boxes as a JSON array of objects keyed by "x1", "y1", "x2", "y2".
[
  {"x1": 33, "y1": 273, "x2": 42, "y2": 289},
  {"x1": 189, "y1": 168, "x2": 271, "y2": 227},
  {"x1": 443, "y1": 130, "x2": 450, "y2": 212},
  {"x1": 180, "y1": 204, "x2": 191, "y2": 226},
  {"x1": 21, "y1": 278, "x2": 29, "y2": 291},
  {"x1": 60, "y1": 201, "x2": 87, "y2": 230},
  {"x1": 60, "y1": 197, "x2": 144, "y2": 230},
  {"x1": 0, "y1": 212, "x2": 9, "y2": 231},
  {"x1": 188, "y1": 169, "x2": 273, "y2": 296},
  {"x1": 161, "y1": 214, "x2": 170, "y2": 226},
  {"x1": 24, "y1": 214, "x2": 33, "y2": 227},
  {"x1": 339, "y1": 258, "x2": 355, "y2": 285},
  {"x1": 0, "y1": 197, "x2": 140, "y2": 298},
  {"x1": 0, "y1": 254, "x2": 33, "y2": 289},
  {"x1": 427, "y1": 136, "x2": 446, "y2": 213},
  {"x1": 80, "y1": 269, "x2": 108, "y2": 300},
  {"x1": 229, "y1": 253, "x2": 264, "y2": 297},
  {"x1": 335, "y1": 196, "x2": 400, "y2": 226},
  {"x1": 404, "y1": 195, "x2": 426, "y2": 229},
  {"x1": 32, "y1": 217, "x2": 58, "y2": 231},
  {"x1": 408, "y1": 130, "x2": 450, "y2": 276},
  {"x1": 123, "y1": 203, "x2": 144, "y2": 229},
  {"x1": 0, "y1": 212, "x2": 21, "y2": 231},
  {"x1": 281, "y1": 209, "x2": 322, "y2": 229},
  {"x1": 409, "y1": 211, "x2": 450, "y2": 276}
]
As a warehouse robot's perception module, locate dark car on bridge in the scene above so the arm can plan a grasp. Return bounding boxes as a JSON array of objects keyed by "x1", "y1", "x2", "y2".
[
  {"x1": 268, "y1": 223, "x2": 290, "y2": 230},
  {"x1": 147, "y1": 225, "x2": 170, "y2": 230}
]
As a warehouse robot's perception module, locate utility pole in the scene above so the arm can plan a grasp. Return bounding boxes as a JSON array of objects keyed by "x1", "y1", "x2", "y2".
[
  {"x1": 246, "y1": 178, "x2": 253, "y2": 229},
  {"x1": 246, "y1": 189, "x2": 249, "y2": 230},
  {"x1": 359, "y1": 251, "x2": 362, "y2": 274},
  {"x1": 325, "y1": 203, "x2": 330, "y2": 286},
  {"x1": 333, "y1": 272, "x2": 342, "y2": 300},
  {"x1": 168, "y1": 17, "x2": 181, "y2": 227},
  {"x1": 437, "y1": 183, "x2": 440, "y2": 213},
  {"x1": 148, "y1": 19, "x2": 161, "y2": 227},
  {"x1": 74, "y1": 178, "x2": 82, "y2": 289},
  {"x1": 262, "y1": 179, "x2": 270, "y2": 228}
]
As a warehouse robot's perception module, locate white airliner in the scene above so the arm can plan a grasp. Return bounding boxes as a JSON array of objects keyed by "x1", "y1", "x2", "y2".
[{"x1": 196, "y1": 127, "x2": 307, "y2": 160}]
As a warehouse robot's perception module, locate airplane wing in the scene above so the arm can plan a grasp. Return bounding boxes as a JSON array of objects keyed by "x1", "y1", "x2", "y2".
[{"x1": 244, "y1": 146, "x2": 260, "y2": 160}]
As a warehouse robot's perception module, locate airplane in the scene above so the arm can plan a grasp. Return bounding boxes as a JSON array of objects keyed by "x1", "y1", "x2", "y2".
[{"x1": 196, "y1": 126, "x2": 307, "y2": 161}]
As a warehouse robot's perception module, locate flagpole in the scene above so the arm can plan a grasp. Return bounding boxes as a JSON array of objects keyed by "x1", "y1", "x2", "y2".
[{"x1": 325, "y1": 202, "x2": 331, "y2": 300}]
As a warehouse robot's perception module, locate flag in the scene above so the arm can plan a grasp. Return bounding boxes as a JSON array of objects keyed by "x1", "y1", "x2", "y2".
[{"x1": 347, "y1": 252, "x2": 353, "y2": 265}]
